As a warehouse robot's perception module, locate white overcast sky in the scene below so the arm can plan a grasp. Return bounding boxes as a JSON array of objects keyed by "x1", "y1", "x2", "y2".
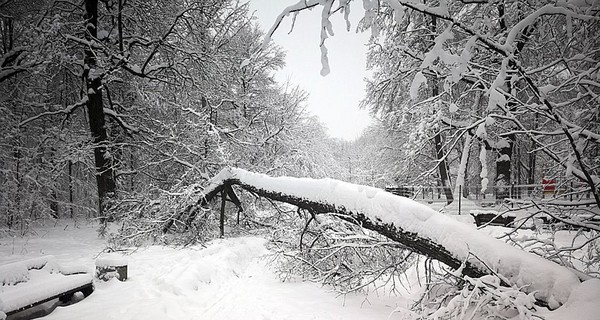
[{"x1": 248, "y1": 0, "x2": 372, "y2": 141}]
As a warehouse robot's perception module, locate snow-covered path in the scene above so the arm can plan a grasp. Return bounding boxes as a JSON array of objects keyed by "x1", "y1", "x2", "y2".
[{"x1": 1, "y1": 222, "x2": 411, "y2": 320}]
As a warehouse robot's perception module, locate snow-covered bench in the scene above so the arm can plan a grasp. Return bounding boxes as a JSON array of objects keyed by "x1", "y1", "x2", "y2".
[
  {"x1": 0, "y1": 256, "x2": 94, "y2": 318},
  {"x1": 470, "y1": 210, "x2": 515, "y2": 227}
]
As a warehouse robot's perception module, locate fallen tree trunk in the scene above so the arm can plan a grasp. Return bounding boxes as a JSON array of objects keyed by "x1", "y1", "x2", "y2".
[{"x1": 175, "y1": 167, "x2": 581, "y2": 309}]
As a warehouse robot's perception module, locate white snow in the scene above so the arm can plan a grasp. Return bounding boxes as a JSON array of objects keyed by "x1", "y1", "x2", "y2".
[
  {"x1": 475, "y1": 122, "x2": 487, "y2": 139},
  {"x1": 95, "y1": 255, "x2": 127, "y2": 268},
  {"x1": 97, "y1": 29, "x2": 109, "y2": 40},
  {"x1": 409, "y1": 71, "x2": 426, "y2": 100},
  {"x1": 207, "y1": 167, "x2": 583, "y2": 309},
  {"x1": 0, "y1": 256, "x2": 53, "y2": 285},
  {"x1": 1, "y1": 222, "x2": 409, "y2": 319},
  {"x1": 496, "y1": 154, "x2": 510, "y2": 162},
  {"x1": 448, "y1": 102, "x2": 458, "y2": 113},
  {"x1": 453, "y1": 133, "x2": 471, "y2": 197},
  {"x1": 1, "y1": 214, "x2": 599, "y2": 319},
  {"x1": 542, "y1": 278, "x2": 600, "y2": 320},
  {"x1": 479, "y1": 147, "x2": 489, "y2": 193}
]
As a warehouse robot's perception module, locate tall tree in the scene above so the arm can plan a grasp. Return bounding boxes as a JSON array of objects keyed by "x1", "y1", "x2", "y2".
[
  {"x1": 84, "y1": 0, "x2": 115, "y2": 217},
  {"x1": 268, "y1": 0, "x2": 600, "y2": 208}
]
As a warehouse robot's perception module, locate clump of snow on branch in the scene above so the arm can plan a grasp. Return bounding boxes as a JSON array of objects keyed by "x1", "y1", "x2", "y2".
[
  {"x1": 449, "y1": 36, "x2": 477, "y2": 87},
  {"x1": 448, "y1": 103, "x2": 458, "y2": 113},
  {"x1": 410, "y1": 71, "x2": 427, "y2": 100},
  {"x1": 420, "y1": 25, "x2": 458, "y2": 69},
  {"x1": 362, "y1": 0, "x2": 380, "y2": 37},
  {"x1": 479, "y1": 147, "x2": 489, "y2": 193},
  {"x1": 487, "y1": 58, "x2": 509, "y2": 111}
]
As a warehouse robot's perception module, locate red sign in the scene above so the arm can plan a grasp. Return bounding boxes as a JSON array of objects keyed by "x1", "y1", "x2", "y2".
[{"x1": 542, "y1": 178, "x2": 555, "y2": 192}]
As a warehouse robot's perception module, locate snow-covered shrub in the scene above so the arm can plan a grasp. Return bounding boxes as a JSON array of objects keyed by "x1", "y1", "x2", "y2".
[
  {"x1": 502, "y1": 202, "x2": 600, "y2": 279},
  {"x1": 104, "y1": 184, "x2": 219, "y2": 248},
  {"x1": 104, "y1": 183, "x2": 276, "y2": 248},
  {"x1": 268, "y1": 211, "x2": 415, "y2": 295},
  {"x1": 415, "y1": 269, "x2": 540, "y2": 319}
]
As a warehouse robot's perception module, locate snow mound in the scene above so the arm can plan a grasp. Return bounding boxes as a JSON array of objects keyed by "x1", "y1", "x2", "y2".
[
  {"x1": 0, "y1": 271, "x2": 92, "y2": 314},
  {"x1": 0, "y1": 256, "x2": 56, "y2": 285},
  {"x1": 544, "y1": 278, "x2": 600, "y2": 320},
  {"x1": 96, "y1": 254, "x2": 128, "y2": 267},
  {"x1": 153, "y1": 237, "x2": 268, "y2": 294}
]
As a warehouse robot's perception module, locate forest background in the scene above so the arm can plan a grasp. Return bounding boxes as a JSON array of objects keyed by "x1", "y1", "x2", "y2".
[{"x1": 1, "y1": 0, "x2": 599, "y2": 317}]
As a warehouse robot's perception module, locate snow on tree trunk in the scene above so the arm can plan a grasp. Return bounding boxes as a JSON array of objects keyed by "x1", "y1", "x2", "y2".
[
  {"x1": 429, "y1": 15, "x2": 453, "y2": 205},
  {"x1": 194, "y1": 167, "x2": 580, "y2": 309},
  {"x1": 84, "y1": 0, "x2": 115, "y2": 218},
  {"x1": 454, "y1": 133, "x2": 472, "y2": 199},
  {"x1": 495, "y1": 135, "x2": 514, "y2": 199}
]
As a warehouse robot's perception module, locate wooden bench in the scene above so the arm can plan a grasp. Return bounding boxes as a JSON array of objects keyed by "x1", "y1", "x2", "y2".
[
  {"x1": 470, "y1": 212, "x2": 516, "y2": 227},
  {"x1": 0, "y1": 256, "x2": 94, "y2": 318}
]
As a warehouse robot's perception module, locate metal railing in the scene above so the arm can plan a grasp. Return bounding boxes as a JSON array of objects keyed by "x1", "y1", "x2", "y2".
[
  {"x1": 387, "y1": 184, "x2": 593, "y2": 201},
  {"x1": 386, "y1": 183, "x2": 595, "y2": 214}
]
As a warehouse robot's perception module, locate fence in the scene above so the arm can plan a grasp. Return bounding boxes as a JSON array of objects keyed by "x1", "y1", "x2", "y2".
[
  {"x1": 387, "y1": 183, "x2": 593, "y2": 201},
  {"x1": 386, "y1": 183, "x2": 596, "y2": 214}
]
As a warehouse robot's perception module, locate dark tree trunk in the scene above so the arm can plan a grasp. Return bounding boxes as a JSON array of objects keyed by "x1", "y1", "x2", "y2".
[
  {"x1": 84, "y1": 0, "x2": 115, "y2": 218},
  {"x1": 49, "y1": 190, "x2": 59, "y2": 219},
  {"x1": 68, "y1": 160, "x2": 74, "y2": 218},
  {"x1": 434, "y1": 130, "x2": 454, "y2": 204},
  {"x1": 495, "y1": 134, "x2": 515, "y2": 199},
  {"x1": 428, "y1": 15, "x2": 453, "y2": 205},
  {"x1": 527, "y1": 113, "x2": 539, "y2": 186},
  {"x1": 1, "y1": 17, "x2": 13, "y2": 53},
  {"x1": 494, "y1": 3, "x2": 534, "y2": 201},
  {"x1": 117, "y1": 0, "x2": 123, "y2": 53}
]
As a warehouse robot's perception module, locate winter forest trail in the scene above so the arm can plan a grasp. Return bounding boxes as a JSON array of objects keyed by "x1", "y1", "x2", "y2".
[{"x1": 0, "y1": 222, "x2": 411, "y2": 320}]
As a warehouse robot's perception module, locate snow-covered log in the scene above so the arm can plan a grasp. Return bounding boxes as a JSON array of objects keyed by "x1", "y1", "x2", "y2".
[{"x1": 195, "y1": 167, "x2": 581, "y2": 309}]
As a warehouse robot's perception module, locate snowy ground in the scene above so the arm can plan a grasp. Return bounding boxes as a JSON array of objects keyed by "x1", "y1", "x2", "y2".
[
  {"x1": 1, "y1": 221, "x2": 415, "y2": 320},
  {"x1": 1, "y1": 212, "x2": 599, "y2": 319}
]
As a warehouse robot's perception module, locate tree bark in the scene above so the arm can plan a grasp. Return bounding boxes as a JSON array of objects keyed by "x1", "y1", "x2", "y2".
[
  {"x1": 84, "y1": 0, "x2": 116, "y2": 218},
  {"x1": 495, "y1": 135, "x2": 514, "y2": 199},
  {"x1": 494, "y1": 3, "x2": 534, "y2": 201},
  {"x1": 1, "y1": 17, "x2": 13, "y2": 53},
  {"x1": 434, "y1": 130, "x2": 454, "y2": 204},
  {"x1": 68, "y1": 160, "x2": 74, "y2": 218},
  {"x1": 429, "y1": 15, "x2": 453, "y2": 204}
]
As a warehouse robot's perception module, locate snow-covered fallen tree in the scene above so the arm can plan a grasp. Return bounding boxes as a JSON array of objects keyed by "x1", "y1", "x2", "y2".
[{"x1": 173, "y1": 167, "x2": 585, "y2": 309}]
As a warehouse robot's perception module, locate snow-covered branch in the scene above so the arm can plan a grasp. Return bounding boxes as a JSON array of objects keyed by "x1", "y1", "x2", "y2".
[{"x1": 18, "y1": 97, "x2": 89, "y2": 127}]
